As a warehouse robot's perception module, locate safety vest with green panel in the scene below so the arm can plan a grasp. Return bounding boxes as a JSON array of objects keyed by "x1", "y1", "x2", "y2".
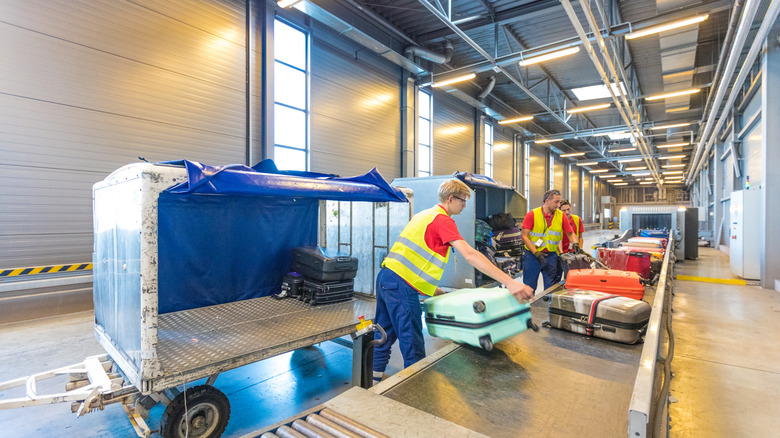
[
  {"x1": 382, "y1": 205, "x2": 451, "y2": 296},
  {"x1": 527, "y1": 207, "x2": 564, "y2": 253}
]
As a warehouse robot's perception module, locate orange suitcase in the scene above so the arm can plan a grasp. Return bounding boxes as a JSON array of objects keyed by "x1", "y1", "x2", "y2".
[{"x1": 565, "y1": 269, "x2": 645, "y2": 300}]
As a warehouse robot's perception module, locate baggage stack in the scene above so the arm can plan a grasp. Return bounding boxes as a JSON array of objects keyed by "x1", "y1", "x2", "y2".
[{"x1": 277, "y1": 246, "x2": 358, "y2": 305}]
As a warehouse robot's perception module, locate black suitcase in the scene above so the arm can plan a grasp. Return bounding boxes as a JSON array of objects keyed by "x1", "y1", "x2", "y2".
[
  {"x1": 300, "y1": 279, "x2": 354, "y2": 305},
  {"x1": 280, "y1": 272, "x2": 304, "y2": 298},
  {"x1": 292, "y1": 246, "x2": 358, "y2": 282}
]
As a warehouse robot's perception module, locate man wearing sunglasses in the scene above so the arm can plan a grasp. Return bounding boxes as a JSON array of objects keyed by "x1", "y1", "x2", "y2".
[
  {"x1": 520, "y1": 189, "x2": 579, "y2": 292},
  {"x1": 374, "y1": 179, "x2": 534, "y2": 383}
]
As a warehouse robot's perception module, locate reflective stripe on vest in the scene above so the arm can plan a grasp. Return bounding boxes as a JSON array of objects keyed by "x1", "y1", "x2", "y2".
[
  {"x1": 528, "y1": 207, "x2": 564, "y2": 253},
  {"x1": 382, "y1": 205, "x2": 451, "y2": 296}
]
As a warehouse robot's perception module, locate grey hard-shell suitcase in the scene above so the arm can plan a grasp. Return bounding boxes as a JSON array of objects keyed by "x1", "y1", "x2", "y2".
[
  {"x1": 292, "y1": 246, "x2": 359, "y2": 282},
  {"x1": 547, "y1": 289, "x2": 651, "y2": 344}
]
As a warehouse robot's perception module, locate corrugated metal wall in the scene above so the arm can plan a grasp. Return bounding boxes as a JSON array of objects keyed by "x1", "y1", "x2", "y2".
[
  {"x1": 528, "y1": 143, "x2": 547, "y2": 207},
  {"x1": 553, "y1": 156, "x2": 565, "y2": 194},
  {"x1": 570, "y1": 166, "x2": 581, "y2": 212},
  {"x1": 432, "y1": 91, "x2": 474, "y2": 175},
  {"x1": 583, "y1": 173, "x2": 592, "y2": 222},
  {"x1": 741, "y1": 92, "x2": 762, "y2": 189},
  {"x1": 0, "y1": 0, "x2": 247, "y2": 268},
  {"x1": 309, "y1": 25, "x2": 401, "y2": 178},
  {"x1": 493, "y1": 126, "x2": 514, "y2": 187}
]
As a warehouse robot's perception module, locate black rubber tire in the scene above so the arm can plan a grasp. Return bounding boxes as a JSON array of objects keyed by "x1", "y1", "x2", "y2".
[
  {"x1": 479, "y1": 336, "x2": 493, "y2": 351},
  {"x1": 160, "y1": 385, "x2": 231, "y2": 438}
]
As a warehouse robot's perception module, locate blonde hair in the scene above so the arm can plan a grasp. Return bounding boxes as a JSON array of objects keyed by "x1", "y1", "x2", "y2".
[{"x1": 438, "y1": 179, "x2": 471, "y2": 203}]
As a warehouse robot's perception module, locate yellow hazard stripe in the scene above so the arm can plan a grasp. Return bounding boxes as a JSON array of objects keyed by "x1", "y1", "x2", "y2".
[
  {"x1": 676, "y1": 275, "x2": 747, "y2": 285},
  {"x1": 0, "y1": 263, "x2": 93, "y2": 277}
]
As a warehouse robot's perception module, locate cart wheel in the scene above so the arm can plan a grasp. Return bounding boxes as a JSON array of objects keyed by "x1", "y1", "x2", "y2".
[
  {"x1": 478, "y1": 335, "x2": 493, "y2": 351},
  {"x1": 160, "y1": 385, "x2": 230, "y2": 438}
]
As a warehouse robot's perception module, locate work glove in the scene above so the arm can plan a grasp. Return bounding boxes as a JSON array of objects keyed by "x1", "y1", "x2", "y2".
[
  {"x1": 534, "y1": 251, "x2": 547, "y2": 268},
  {"x1": 571, "y1": 243, "x2": 582, "y2": 254}
]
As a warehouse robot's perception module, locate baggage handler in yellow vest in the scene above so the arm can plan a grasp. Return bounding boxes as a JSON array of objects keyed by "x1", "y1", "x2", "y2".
[
  {"x1": 373, "y1": 179, "x2": 534, "y2": 384},
  {"x1": 520, "y1": 189, "x2": 579, "y2": 292},
  {"x1": 554, "y1": 200, "x2": 585, "y2": 282}
]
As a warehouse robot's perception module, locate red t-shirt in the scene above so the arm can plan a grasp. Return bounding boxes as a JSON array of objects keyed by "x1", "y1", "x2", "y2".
[
  {"x1": 521, "y1": 208, "x2": 573, "y2": 252},
  {"x1": 560, "y1": 215, "x2": 584, "y2": 252},
  {"x1": 424, "y1": 205, "x2": 463, "y2": 257}
]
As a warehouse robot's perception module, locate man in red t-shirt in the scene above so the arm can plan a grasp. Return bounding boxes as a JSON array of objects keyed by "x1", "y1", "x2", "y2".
[
  {"x1": 520, "y1": 189, "x2": 577, "y2": 292},
  {"x1": 373, "y1": 179, "x2": 533, "y2": 384},
  {"x1": 555, "y1": 200, "x2": 586, "y2": 282}
]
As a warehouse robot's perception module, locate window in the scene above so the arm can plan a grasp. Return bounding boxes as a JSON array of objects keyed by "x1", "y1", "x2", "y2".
[
  {"x1": 549, "y1": 152, "x2": 555, "y2": 190},
  {"x1": 484, "y1": 123, "x2": 493, "y2": 178},
  {"x1": 524, "y1": 143, "x2": 530, "y2": 199},
  {"x1": 418, "y1": 90, "x2": 432, "y2": 176},
  {"x1": 274, "y1": 20, "x2": 308, "y2": 171}
]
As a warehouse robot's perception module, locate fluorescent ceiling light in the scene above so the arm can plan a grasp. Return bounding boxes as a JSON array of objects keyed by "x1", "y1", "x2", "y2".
[
  {"x1": 499, "y1": 115, "x2": 534, "y2": 124},
  {"x1": 633, "y1": 172, "x2": 651, "y2": 176},
  {"x1": 571, "y1": 82, "x2": 627, "y2": 101},
  {"x1": 625, "y1": 15, "x2": 709, "y2": 40},
  {"x1": 614, "y1": 183, "x2": 628, "y2": 186},
  {"x1": 599, "y1": 174, "x2": 617, "y2": 178},
  {"x1": 432, "y1": 73, "x2": 477, "y2": 88},
  {"x1": 662, "y1": 164, "x2": 686, "y2": 168},
  {"x1": 650, "y1": 122, "x2": 692, "y2": 130},
  {"x1": 607, "y1": 179, "x2": 623, "y2": 182},
  {"x1": 646, "y1": 88, "x2": 701, "y2": 101},
  {"x1": 661, "y1": 154, "x2": 686, "y2": 160},
  {"x1": 625, "y1": 166, "x2": 646, "y2": 171},
  {"x1": 640, "y1": 181, "x2": 653, "y2": 185},
  {"x1": 610, "y1": 147, "x2": 637, "y2": 153},
  {"x1": 277, "y1": 0, "x2": 303, "y2": 7},
  {"x1": 536, "y1": 138, "x2": 562, "y2": 144},
  {"x1": 663, "y1": 170, "x2": 684, "y2": 174},
  {"x1": 568, "y1": 103, "x2": 611, "y2": 114},
  {"x1": 590, "y1": 169, "x2": 609, "y2": 173},
  {"x1": 618, "y1": 158, "x2": 642, "y2": 163},
  {"x1": 560, "y1": 152, "x2": 586, "y2": 157},
  {"x1": 657, "y1": 142, "x2": 689, "y2": 149},
  {"x1": 519, "y1": 46, "x2": 580, "y2": 66},
  {"x1": 577, "y1": 161, "x2": 598, "y2": 166}
]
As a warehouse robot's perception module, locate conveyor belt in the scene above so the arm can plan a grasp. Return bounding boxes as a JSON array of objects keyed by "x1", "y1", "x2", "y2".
[{"x1": 374, "y1": 289, "x2": 656, "y2": 438}]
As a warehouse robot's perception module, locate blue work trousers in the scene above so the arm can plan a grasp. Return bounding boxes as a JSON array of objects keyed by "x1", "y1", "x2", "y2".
[
  {"x1": 522, "y1": 250, "x2": 559, "y2": 291},
  {"x1": 372, "y1": 268, "x2": 426, "y2": 373}
]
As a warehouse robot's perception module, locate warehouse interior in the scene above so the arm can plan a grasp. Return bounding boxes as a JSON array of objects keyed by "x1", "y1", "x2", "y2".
[{"x1": 1, "y1": 0, "x2": 779, "y2": 437}]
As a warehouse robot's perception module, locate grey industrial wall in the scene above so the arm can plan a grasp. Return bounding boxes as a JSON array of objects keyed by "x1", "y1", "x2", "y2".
[
  {"x1": 493, "y1": 126, "x2": 514, "y2": 188},
  {"x1": 432, "y1": 90, "x2": 475, "y2": 175},
  {"x1": 1, "y1": 0, "x2": 248, "y2": 268},
  {"x1": 528, "y1": 143, "x2": 547, "y2": 207}
]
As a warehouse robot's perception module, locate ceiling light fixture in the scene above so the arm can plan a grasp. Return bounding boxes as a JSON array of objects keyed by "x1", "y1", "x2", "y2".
[
  {"x1": 661, "y1": 154, "x2": 686, "y2": 160},
  {"x1": 618, "y1": 158, "x2": 643, "y2": 163},
  {"x1": 614, "y1": 183, "x2": 628, "y2": 186},
  {"x1": 568, "y1": 103, "x2": 611, "y2": 114},
  {"x1": 277, "y1": 0, "x2": 303, "y2": 7},
  {"x1": 646, "y1": 88, "x2": 701, "y2": 101},
  {"x1": 599, "y1": 174, "x2": 617, "y2": 178},
  {"x1": 571, "y1": 82, "x2": 627, "y2": 101},
  {"x1": 607, "y1": 179, "x2": 623, "y2": 182},
  {"x1": 633, "y1": 172, "x2": 651, "y2": 176},
  {"x1": 576, "y1": 161, "x2": 598, "y2": 166},
  {"x1": 662, "y1": 164, "x2": 686, "y2": 168},
  {"x1": 498, "y1": 115, "x2": 534, "y2": 124},
  {"x1": 610, "y1": 147, "x2": 637, "y2": 153},
  {"x1": 625, "y1": 166, "x2": 647, "y2": 171},
  {"x1": 535, "y1": 138, "x2": 562, "y2": 144},
  {"x1": 590, "y1": 169, "x2": 610, "y2": 173},
  {"x1": 519, "y1": 46, "x2": 580, "y2": 66},
  {"x1": 657, "y1": 142, "x2": 690, "y2": 148},
  {"x1": 625, "y1": 15, "x2": 709, "y2": 40},
  {"x1": 663, "y1": 170, "x2": 684, "y2": 174},
  {"x1": 560, "y1": 152, "x2": 586, "y2": 157},
  {"x1": 432, "y1": 73, "x2": 477, "y2": 88},
  {"x1": 649, "y1": 122, "x2": 692, "y2": 131},
  {"x1": 640, "y1": 181, "x2": 653, "y2": 185}
]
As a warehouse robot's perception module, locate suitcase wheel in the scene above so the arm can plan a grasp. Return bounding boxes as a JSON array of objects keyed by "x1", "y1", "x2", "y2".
[
  {"x1": 479, "y1": 335, "x2": 493, "y2": 351},
  {"x1": 473, "y1": 301, "x2": 486, "y2": 314},
  {"x1": 526, "y1": 319, "x2": 539, "y2": 332}
]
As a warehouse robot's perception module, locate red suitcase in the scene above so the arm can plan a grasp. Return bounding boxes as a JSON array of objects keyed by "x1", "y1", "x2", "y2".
[
  {"x1": 565, "y1": 269, "x2": 645, "y2": 300},
  {"x1": 597, "y1": 247, "x2": 652, "y2": 279}
]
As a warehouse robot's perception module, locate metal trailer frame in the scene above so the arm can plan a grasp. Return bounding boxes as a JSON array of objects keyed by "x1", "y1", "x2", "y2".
[{"x1": 0, "y1": 164, "x2": 414, "y2": 438}]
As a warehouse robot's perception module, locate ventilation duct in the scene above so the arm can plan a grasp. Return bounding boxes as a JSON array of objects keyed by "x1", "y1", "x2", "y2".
[
  {"x1": 477, "y1": 76, "x2": 496, "y2": 100},
  {"x1": 404, "y1": 41, "x2": 453, "y2": 64}
]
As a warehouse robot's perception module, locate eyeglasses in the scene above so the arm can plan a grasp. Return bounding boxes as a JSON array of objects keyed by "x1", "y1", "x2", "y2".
[{"x1": 453, "y1": 196, "x2": 468, "y2": 203}]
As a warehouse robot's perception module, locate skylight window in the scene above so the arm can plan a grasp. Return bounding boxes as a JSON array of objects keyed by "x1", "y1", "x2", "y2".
[{"x1": 571, "y1": 82, "x2": 627, "y2": 101}]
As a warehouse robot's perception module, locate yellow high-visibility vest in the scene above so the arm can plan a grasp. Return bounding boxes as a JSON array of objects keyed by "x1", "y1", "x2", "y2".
[
  {"x1": 382, "y1": 205, "x2": 451, "y2": 296},
  {"x1": 571, "y1": 214, "x2": 582, "y2": 236},
  {"x1": 527, "y1": 207, "x2": 564, "y2": 253}
]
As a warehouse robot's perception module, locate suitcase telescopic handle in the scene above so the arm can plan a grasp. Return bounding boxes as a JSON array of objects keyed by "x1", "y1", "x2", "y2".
[{"x1": 336, "y1": 256, "x2": 352, "y2": 262}]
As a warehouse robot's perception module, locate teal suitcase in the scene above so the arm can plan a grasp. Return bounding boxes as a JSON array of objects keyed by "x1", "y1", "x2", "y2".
[{"x1": 423, "y1": 287, "x2": 537, "y2": 351}]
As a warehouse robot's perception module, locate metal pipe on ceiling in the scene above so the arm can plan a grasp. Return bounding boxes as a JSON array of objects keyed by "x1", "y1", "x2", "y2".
[
  {"x1": 338, "y1": 0, "x2": 419, "y2": 47},
  {"x1": 688, "y1": 0, "x2": 780, "y2": 183},
  {"x1": 687, "y1": 0, "x2": 760, "y2": 182}
]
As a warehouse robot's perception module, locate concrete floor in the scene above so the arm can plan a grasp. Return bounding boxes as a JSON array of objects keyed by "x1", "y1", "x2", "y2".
[
  {"x1": 1, "y1": 239, "x2": 778, "y2": 437},
  {"x1": 669, "y1": 247, "x2": 780, "y2": 437}
]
